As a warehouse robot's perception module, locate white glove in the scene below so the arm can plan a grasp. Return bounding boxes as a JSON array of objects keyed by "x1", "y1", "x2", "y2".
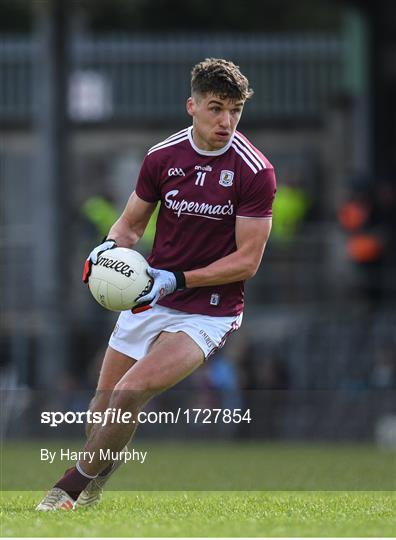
[
  {"x1": 82, "y1": 239, "x2": 117, "y2": 283},
  {"x1": 132, "y1": 267, "x2": 185, "y2": 313},
  {"x1": 89, "y1": 239, "x2": 117, "y2": 264},
  {"x1": 136, "y1": 267, "x2": 177, "y2": 307}
]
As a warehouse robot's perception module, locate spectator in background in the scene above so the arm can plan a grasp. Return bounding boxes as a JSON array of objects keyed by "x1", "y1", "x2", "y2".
[
  {"x1": 81, "y1": 194, "x2": 119, "y2": 241},
  {"x1": 338, "y1": 179, "x2": 396, "y2": 307},
  {"x1": 370, "y1": 345, "x2": 396, "y2": 389},
  {"x1": 271, "y1": 173, "x2": 310, "y2": 242},
  {"x1": 258, "y1": 355, "x2": 290, "y2": 390},
  {"x1": 206, "y1": 352, "x2": 243, "y2": 410}
]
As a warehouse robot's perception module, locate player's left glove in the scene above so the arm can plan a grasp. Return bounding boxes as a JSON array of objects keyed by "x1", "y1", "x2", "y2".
[{"x1": 132, "y1": 267, "x2": 185, "y2": 314}]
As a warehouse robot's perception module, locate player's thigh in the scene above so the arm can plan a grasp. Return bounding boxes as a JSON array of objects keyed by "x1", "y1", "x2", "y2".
[
  {"x1": 117, "y1": 331, "x2": 204, "y2": 396},
  {"x1": 91, "y1": 346, "x2": 137, "y2": 411}
]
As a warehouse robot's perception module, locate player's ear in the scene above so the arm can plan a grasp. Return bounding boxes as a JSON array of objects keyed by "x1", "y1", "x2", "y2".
[{"x1": 186, "y1": 96, "x2": 195, "y2": 117}]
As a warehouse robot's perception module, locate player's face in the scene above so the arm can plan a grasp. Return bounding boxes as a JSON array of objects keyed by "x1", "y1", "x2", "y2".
[{"x1": 187, "y1": 93, "x2": 244, "y2": 151}]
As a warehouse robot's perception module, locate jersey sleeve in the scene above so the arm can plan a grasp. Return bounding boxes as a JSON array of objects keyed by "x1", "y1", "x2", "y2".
[
  {"x1": 236, "y1": 168, "x2": 276, "y2": 218},
  {"x1": 135, "y1": 154, "x2": 161, "y2": 203}
]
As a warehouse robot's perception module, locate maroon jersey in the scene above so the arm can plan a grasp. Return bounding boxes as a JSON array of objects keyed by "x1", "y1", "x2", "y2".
[{"x1": 135, "y1": 126, "x2": 276, "y2": 316}]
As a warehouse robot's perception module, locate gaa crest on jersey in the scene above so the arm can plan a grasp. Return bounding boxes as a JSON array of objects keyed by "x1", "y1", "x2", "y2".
[
  {"x1": 168, "y1": 167, "x2": 185, "y2": 176},
  {"x1": 219, "y1": 170, "x2": 234, "y2": 187}
]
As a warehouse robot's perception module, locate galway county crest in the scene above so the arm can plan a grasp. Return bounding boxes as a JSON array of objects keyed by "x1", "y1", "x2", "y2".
[{"x1": 219, "y1": 170, "x2": 234, "y2": 187}]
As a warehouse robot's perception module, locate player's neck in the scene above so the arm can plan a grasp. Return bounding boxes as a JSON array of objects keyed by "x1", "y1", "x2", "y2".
[
  {"x1": 190, "y1": 127, "x2": 234, "y2": 155},
  {"x1": 192, "y1": 130, "x2": 218, "y2": 152}
]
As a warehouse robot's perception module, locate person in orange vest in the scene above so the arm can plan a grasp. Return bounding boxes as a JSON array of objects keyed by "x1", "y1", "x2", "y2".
[{"x1": 338, "y1": 184, "x2": 388, "y2": 306}]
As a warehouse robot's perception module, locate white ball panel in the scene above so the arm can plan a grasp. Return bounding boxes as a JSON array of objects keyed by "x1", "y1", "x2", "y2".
[
  {"x1": 89, "y1": 278, "x2": 109, "y2": 310},
  {"x1": 106, "y1": 282, "x2": 123, "y2": 311}
]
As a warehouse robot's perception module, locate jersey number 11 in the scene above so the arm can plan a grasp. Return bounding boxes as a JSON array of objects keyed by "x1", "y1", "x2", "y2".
[{"x1": 195, "y1": 172, "x2": 206, "y2": 187}]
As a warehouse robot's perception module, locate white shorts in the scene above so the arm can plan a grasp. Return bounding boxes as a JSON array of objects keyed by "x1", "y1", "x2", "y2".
[{"x1": 108, "y1": 304, "x2": 243, "y2": 360}]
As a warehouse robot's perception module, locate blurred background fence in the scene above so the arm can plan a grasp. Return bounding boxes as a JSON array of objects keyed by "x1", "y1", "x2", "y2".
[{"x1": 0, "y1": 33, "x2": 345, "y2": 122}]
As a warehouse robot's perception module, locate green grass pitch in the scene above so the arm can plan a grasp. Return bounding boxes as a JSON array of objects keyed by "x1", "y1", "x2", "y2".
[
  {"x1": 1, "y1": 441, "x2": 395, "y2": 537},
  {"x1": 1, "y1": 490, "x2": 395, "y2": 537}
]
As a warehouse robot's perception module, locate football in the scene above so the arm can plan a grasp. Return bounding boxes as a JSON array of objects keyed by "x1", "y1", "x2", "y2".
[{"x1": 88, "y1": 247, "x2": 153, "y2": 311}]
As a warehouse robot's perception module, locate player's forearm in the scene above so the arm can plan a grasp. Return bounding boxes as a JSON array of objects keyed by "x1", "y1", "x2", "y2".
[
  {"x1": 107, "y1": 214, "x2": 143, "y2": 248},
  {"x1": 184, "y1": 249, "x2": 262, "y2": 288},
  {"x1": 106, "y1": 192, "x2": 156, "y2": 248}
]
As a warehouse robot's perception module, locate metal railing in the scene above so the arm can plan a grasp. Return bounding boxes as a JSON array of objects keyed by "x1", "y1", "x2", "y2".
[{"x1": 0, "y1": 33, "x2": 345, "y2": 123}]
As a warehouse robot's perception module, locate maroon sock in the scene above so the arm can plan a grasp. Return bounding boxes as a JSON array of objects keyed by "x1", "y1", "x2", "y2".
[
  {"x1": 54, "y1": 467, "x2": 94, "y2": 501},
  {"x1": 99, "y1": 463, "x2": 114, "y2": 477}
]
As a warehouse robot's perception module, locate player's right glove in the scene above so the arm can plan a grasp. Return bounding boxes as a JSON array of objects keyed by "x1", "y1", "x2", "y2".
[
  {"x1": 82, "y1": 238, "x2": 117, "y2": 283},
  {"x1": 131, "y1": 267, "x2": 185, "y2": 314}
]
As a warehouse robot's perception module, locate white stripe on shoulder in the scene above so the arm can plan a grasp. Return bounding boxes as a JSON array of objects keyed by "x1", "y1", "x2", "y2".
[
  {"x1": 231, "y1": 143, "x2": 258, "y2": 174},
  {"x1": 165, "y1": 127, "x2": 189, "y2": 141},
  {"x1": 235, "y1": 133, "x2": 267, "y2": 169},
  {"x1": 233, "y1": 138, "x2": 264, "y2": 171},
  {"x1": 156, "y1": 127, "x2": 188, "y2": 145},
  {"x1": 148, "y1": 128, "x2": 189, "y2": 153},
  {"x1": 148, "y1": 134, "x2": 189, "y2": 155}
]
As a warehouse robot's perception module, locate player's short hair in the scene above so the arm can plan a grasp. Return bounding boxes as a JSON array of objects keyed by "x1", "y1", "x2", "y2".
[{"x1": 191, "y1": 58, "x2": 254, "y2": 102}]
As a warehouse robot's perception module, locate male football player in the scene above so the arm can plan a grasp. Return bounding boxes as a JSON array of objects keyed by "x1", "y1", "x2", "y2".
[{"x1": 36, "y1": 58, "x2": 276, "y2": 510}]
